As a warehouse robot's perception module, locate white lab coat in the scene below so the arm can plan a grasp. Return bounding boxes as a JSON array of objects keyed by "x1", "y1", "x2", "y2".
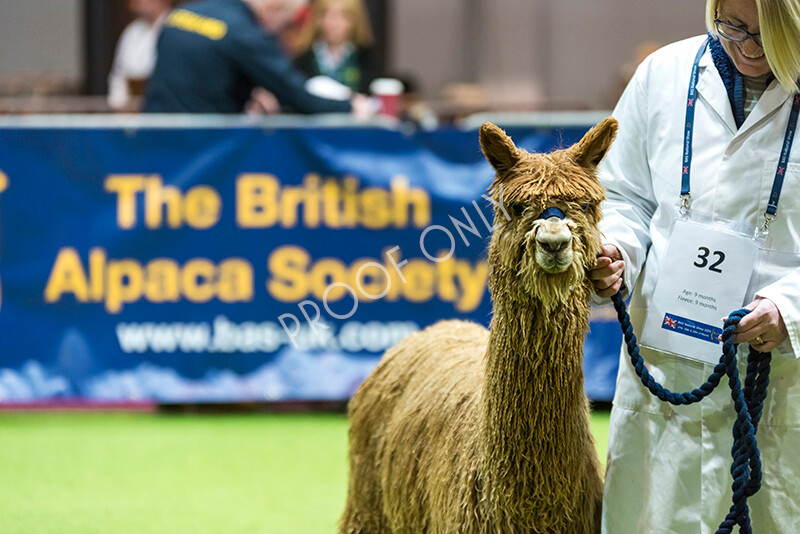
[{"x1": 599, "y1": 35, "x2": 800, "y2": 533}]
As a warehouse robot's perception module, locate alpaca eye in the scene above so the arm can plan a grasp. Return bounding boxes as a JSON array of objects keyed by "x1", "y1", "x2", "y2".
[
  {"x1": 580, "y1": 203, "x2": 594, "y2": 213},
  {"x1": 508, "y1": 203, "x2": 527, "y2": 218}
]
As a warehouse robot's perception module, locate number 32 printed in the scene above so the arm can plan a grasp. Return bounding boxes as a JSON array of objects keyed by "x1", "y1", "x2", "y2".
[{"x1": 694, "y1": 247, "x2": 725, "y2": 273}]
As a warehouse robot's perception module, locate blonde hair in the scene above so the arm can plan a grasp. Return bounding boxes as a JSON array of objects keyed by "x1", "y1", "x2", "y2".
[
  {"x1": 296, "y1": 0, "x2": 374, "y2": 52},
  {"x1": 706, "y1": 0, "x2": 800, "y2": 91}
]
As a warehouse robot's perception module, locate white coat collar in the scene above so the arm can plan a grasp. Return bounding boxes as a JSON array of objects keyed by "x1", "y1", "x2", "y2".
[{"x1": 697, "y1": 47, "x2": 792, "y2": 137}]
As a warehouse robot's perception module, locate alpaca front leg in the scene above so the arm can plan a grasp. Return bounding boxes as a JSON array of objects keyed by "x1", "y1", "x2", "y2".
[
  {"x1": 339, "y1": 505, "x2": 392, "y2": 534},
  {"x1": 339, "y1": 448, "x2": 392, "y2": 533},
  {"x1": 340, "y1": 470, "x2": 392, "y2": 533}
]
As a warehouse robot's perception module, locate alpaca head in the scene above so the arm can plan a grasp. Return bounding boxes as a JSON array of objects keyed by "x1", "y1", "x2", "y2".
[{"x1": 480, "y1": 118, "x2": 618, "y2": 309}]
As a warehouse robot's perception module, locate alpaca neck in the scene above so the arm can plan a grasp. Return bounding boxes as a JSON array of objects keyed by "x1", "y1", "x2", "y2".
[{"x1": 480, "y1": 283, "x2": 594, "y2": 506}]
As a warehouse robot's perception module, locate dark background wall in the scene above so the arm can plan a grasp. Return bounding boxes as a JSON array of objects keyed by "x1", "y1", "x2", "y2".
[
  {"x1": 0, "y1": 0, "x2": 705, "y2": 108},
  {"x1": 389, "y1": 0, "x2": 707, "y2": 109},
  {"x1": 0, "y1": 0, "x2": 84, "y2": 84}
]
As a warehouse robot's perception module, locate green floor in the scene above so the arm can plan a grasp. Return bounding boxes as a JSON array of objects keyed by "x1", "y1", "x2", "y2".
[{"x1": 0, "y1": 410, "x2": 611, "y2": 534}]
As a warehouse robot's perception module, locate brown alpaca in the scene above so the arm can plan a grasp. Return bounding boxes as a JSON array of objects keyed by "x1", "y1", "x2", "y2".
[{"x1": 340, "y1": 118, "x2": 618, "y2": 534}]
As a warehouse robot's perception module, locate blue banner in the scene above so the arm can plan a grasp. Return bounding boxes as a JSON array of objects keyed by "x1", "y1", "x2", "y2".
[{"x1": 0, "y1": 117, "x2": 621, "y2": 403}]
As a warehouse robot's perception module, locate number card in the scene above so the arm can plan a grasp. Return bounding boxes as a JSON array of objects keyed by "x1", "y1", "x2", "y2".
[{"x1": 641, "y1": 219, "x2": 758, "y2": 364}]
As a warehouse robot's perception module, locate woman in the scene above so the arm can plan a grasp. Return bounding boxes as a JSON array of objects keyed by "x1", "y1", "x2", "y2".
[
  {"x1": 590, "y1": 0, "x2": 800, "y2": 531},
  {"x1": 293, "y1": 0, "x2": 376, "y2": 94}
]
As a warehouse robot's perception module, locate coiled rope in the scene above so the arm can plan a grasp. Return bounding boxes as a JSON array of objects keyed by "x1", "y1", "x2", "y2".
[{"x1": 610, "y1": 292, "x2": 772, "y2": 534}]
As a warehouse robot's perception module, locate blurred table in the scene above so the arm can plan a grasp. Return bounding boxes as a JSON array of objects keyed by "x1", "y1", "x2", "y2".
[{"x1": 0, "y1": 96, "x2": 111, "y2": 115}]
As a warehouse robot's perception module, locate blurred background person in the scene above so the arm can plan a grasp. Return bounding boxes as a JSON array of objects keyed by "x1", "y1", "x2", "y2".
[
  {"x1": 144, "y1": 0, "x2": 368, "y2": 115},
  {"x1": 107, "y1": 0, "x2": 173, "y2": 112},
  {"x1": 279, "y1": 0, "x2": 311, "y2": 55},
  {"x1": 245, "y1": 0, "x2": 309, "y2": 115},
  {"x1": 293, "y1": 0, "x2": 377, "y2": 94}
]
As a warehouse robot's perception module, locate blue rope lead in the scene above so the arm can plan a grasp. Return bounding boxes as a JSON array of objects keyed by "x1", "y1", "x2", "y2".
[{"x1": 610, "y1": 292, "x2": 772, "y2": 534}]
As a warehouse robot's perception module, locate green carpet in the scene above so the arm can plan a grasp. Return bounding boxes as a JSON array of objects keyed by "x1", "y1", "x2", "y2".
[{"x1": 0, "y1": 410, "x2": 611, "y2": 534}]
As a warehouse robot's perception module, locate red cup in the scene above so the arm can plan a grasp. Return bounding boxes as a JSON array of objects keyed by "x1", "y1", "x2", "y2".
[{"x1": 369, "y1": 78, "x2": 404, "y2": 118}]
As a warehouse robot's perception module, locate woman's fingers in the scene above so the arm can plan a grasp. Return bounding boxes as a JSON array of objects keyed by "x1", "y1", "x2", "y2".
[
  {"x1": 733, "y1": 314, "x2": 767, "y2": 339},
  {"x1": 589, "y1": 244, "x2": 625, "y2": 297},
  {"x1": 754, "y1": 340, "x2": 781, "y2": 352},
  {"x1": 736, "y1": 302, "x2": 766, "y2": 330},
  {"x1": 599, "y1": 244, "x2": 623, "y2": 262},
  {"x1": 595, "y1": 275, "x2": 624, "y2": 298},
  {"x1": 589, "y1": 259, "x2": 624, "y2": 281},
  {"x1": 727, "y1": 297, "x2": 789, "y2": 351},
  {"x1": 594, "y1": 256, "x2": 612, "y2": 269},
  {"x1": 591, "y1": 261, "x2": 625, "y2": 297}
]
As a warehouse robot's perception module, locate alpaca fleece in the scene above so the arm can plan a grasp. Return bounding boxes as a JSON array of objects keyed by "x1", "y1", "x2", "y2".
[{"x1": 340, "y1": 118, "x2": 618, "y2": 534}]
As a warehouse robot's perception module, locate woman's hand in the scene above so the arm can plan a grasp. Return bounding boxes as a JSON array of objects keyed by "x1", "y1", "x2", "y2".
[
  {"x1": 728, "y1": 297, "x2": 789, "y2": 352},
  {"x1": 350, "y1": 94, "x2": 376, "y2": 120},
  {"x1": 589, "y1": 244, "x2": 625, "y2": 298},
  {"x1": 245, "y1": 88, "x2": 281, "y2": 115}
]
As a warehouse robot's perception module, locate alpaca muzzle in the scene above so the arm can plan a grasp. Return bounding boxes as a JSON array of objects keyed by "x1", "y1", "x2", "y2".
[{"x1": 531, "y1": 217, "x2": 574, "y2": 273}]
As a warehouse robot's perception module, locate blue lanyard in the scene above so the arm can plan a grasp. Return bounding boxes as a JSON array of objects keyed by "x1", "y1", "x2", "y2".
[
  {"x1": 681, "y1": 40, "x2": 800, "y2": 227},
  {"x1": 770, "y1": 92, "x2": 800, "y2": 216},
  {"x1": 681, "y1": 40, "x2": 708, "y2": 205}
]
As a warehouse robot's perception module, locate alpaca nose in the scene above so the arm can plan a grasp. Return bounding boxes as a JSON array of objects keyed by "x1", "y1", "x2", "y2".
[
  {"x1": 537, "y1": 234, "x2": 571, "y2": 253},
  {"x1": 536, "y1": 224, "x2": 572, "y2": 253}
]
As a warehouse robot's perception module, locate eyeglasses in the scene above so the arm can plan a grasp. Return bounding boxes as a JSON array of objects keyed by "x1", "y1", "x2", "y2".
[{"x1": 714, "y1": 18, "x2": 763, "y2": 48}]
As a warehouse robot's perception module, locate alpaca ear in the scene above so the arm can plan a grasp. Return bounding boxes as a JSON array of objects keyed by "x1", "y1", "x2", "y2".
[
  {"x1": 480, "y1": 122, "x2": 521, "y2": 173},
  {"x1": 571, "y1": 117, "x2": 618, "y2": 169}
]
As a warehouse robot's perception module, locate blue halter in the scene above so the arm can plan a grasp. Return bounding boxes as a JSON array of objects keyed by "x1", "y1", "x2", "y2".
[{"x1": 537, "y1": 207, "x2": 566, "y2": 220}]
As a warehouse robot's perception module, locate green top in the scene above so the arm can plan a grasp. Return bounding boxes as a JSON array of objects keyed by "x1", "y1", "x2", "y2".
[{"x1": 743, "y1": 72, "x2": 772, "y2": 119}]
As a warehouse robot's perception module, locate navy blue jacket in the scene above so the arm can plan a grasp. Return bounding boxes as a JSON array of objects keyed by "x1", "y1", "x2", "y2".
[{"x1": 144, "y1": 0, "x2": 352, "y2": 114}]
